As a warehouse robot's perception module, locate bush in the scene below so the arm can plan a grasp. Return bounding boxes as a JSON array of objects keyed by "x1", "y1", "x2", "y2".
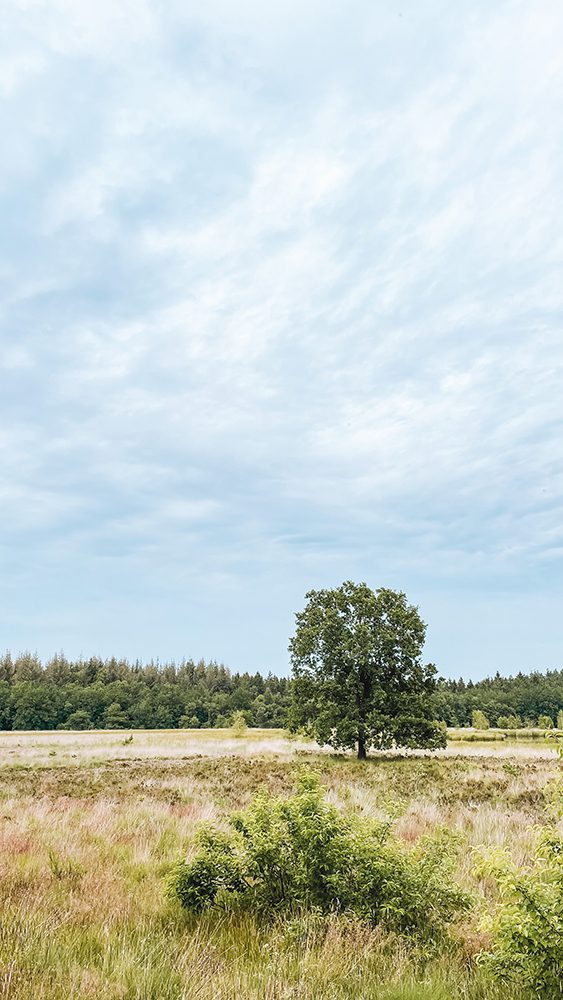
[
  {"x1": 178, "y1": 714, "x2": 201, "y2": 728},
  {"x1": 479, "y1": 735, "x2": 562, "y2": 997},
  {"x1": 168, "y1": 772, "x2": 470, "y2": 943},
  {"x1": 496, "y1": 714, "x2": 520, "y2": 729},
  {"x1": 539, "y1": 714, "x2": 554, "y2": 729},
  {"x1": 103, "y1": 701, "x2": 129, "y2": 729},
  {"x1": 230, "y1": 711, "x2": 247, "y2": 737},
  {"x1": 472, "y1": 710, "x2": 490, "y2": 730},
  {"x1": 62, "y1": 710, "x2": 92, "y2": 730},
  {"x1": 478, "y1": 829, "x2": 563, "y2": 997}
]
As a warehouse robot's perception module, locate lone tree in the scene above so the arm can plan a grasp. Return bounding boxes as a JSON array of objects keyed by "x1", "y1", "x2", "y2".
[{"x1": 289, "y1": 581, "x2": 445, "y2": 759}]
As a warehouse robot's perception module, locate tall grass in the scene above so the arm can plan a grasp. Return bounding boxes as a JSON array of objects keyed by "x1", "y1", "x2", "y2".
[
  {"x1": 447, "y1": 727, "x2": 560, "y2": 742},
  {"x1": 0, "y1": 730, "x2": 558, "y2": 999}
]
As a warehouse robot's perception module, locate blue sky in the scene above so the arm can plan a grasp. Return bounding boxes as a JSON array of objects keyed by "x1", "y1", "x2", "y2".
[{"x1": 1, "y1": 0, "x2": 563, "y2": 679}]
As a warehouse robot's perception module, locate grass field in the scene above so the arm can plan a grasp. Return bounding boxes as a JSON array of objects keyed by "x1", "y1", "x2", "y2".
[{"x1": 0, "y1": 729, "x2": 560, "y2": 999}]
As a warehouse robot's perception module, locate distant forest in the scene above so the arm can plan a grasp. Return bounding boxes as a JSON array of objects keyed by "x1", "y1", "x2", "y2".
[
  {"x1": 0, "y1": 653, "x2": 290, "y2": 731},
  {"x1": 432, "y1": 669, "x2": 563, "y2": 728},
  {"x1": 0, "y1": 651, "x2": 561, "y2": 731}
]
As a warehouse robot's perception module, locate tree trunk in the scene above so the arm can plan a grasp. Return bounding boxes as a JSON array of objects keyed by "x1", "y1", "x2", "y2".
[{"x1": 357, "y1": 730, "x2": 367, "y2": 760}]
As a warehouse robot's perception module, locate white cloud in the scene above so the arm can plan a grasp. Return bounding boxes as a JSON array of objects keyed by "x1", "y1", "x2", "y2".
[{"x1": 1, "y1": 0, "x2": 563, "y2": 670}]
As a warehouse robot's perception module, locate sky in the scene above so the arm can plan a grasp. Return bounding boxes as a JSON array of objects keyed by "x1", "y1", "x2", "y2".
[{"x1": 1, "y1": 0, "x2": 563, "y2": 680}]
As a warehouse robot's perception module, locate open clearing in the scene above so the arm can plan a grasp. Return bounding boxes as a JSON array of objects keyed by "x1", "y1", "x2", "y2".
[{"x1": 0, "y1": 729, "x2": 559, "y2": 999}]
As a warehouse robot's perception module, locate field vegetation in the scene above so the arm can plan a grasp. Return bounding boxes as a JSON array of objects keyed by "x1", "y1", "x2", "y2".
[
  {"x1": 0, "y1": 728, "x2": 560, "y2": 999},
  {"x1": 448, "y1": 727, "x2": 561, "y2": 742}
]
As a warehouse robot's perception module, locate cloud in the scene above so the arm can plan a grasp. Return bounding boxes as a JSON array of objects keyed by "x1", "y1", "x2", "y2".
[{"x1": 0, "y1": 0, "x2": 562, "y2": 674}]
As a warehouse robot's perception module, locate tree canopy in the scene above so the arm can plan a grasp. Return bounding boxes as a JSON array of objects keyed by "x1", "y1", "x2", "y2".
[
  {"x1": 0, "y1": 652, "x2": 290, "y2": 731},
  {"x1": 289, "y1": 581, "x2": 445, "y2": 758},
  {"x1": 0, "y1": 644, "x2": 561, "y2": 733}
]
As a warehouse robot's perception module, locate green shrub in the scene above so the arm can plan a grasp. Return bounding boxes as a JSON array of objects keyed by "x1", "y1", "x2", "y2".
[
  {"x1": 230, "y1": 710, "x2": 248, "y2": 737},
  {"x1": 496, "y1": 714, "x2": 520, "y2": 729},
  {"x1": 539, "y1": 714, "x2": 554, "y2": 729},
  {"x1": 557, "y1": 710, "x2": 563, "y2": 731},
  {"x1": 478, "y1": 829, "x2": 563, "y2": 997},
  {"x1": 479, "y1": 735, "x2": 562, "y2": 997},
  {"x1": 62, "y1": 709, "x2": 92, "y2": 730},
  {"x1": 168, "y1": 772, "x2": 470, "y2": 943},
  {"x1": 179, "y1": 714, "x2": 200, "y2": 728},
  {"x1": 472, "y1": 710, "x2": 490, "y2": 730}
]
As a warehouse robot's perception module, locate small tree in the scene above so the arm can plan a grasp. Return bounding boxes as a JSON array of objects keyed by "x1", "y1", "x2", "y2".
[
  {"x1": 472, "y1": 709, "x2": 490, "y2": 730},
  {"x1": 179, "y1": 714, "x2": 200, "y2": 728},
  {"x1": 497, "y1": 714, "x2": 520, "y2": 730},
  {"x1": 103, "y1": 702, "x2": 129, "y2": 729},
  {"x1": 64, "y1": 709, "x2": 92, "y2": 730},
  {"x1": 231, "y1": 710, "x2": 248, "y2": 737},
  {"x1": 289, "y1": 581, "x2": 444, "y2": 759},
  {"x1": 539, "y1": 714, "x2": 554, "y2": 730},
  {"x1": 557, "y1": 710, "x2": 563, "y2": 731}
]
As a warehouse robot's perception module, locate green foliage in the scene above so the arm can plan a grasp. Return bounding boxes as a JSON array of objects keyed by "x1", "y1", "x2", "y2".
[
  {"x1": 448, "y1": 730, "x2": 506, "y2": 742},
  {"x1": 48, "y1": 849, "x2": 83, "y2": 883},
  {"x1": 539, "y1": 714, "x2": 554, "y2": 729},
  {"x1": 557, "y1": 710, "x2": 563, "y2": 731},
  {"x1": 169, "y1": 772, "x2": 470, "y2": 943},
  {"x1": 62, "y1": 709, "x2": 92, "y2": 730},
  {"x1": 289, "y1": 582, "x2": 444, "y2": 758},
  {"x1": 0, "y1": 652, "x2": 291, "y2": 731},
  {"x1": 103, "y1": 701, "x2": 129, "y2": 729},
  {"x1": 231, "y1": 710, "x2": 248, "y2": 737},
  {"x1": 496, "y1": 714, "x2": 520, "y2": 729},
  {"x1": 11, "y1": 681, "x2": 63, "y2": 729},
  {"x1": 471, "y1": 710, "x2": 490, "y2": 730},
  {"x1": 478, "y1": 830, "x2": 563, "y2": 997},
  {"x1": 1, "y1": 646, "x2": 562, "y2": 737},
  {"x1": 479, "y1": 735, "x2": 563, "y2": 997},
  {"x1": 179, "y1": 714, "x2": 200, "y2": 728},
  {"x1": 432, "y1": 668, "x2": 563, "y2": 730}
]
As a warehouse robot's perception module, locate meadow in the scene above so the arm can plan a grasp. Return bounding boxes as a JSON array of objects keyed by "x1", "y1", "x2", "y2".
[{"x1": 0, "y1": 728, "x2": 560, "y2": 999}]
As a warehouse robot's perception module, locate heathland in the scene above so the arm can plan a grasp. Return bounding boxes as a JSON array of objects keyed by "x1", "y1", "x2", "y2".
[{"x1": 0, "y1": 728, "x2": 560, "y2": 999}]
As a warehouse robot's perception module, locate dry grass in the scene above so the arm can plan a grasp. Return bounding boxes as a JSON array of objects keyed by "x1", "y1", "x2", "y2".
[
  {"x1": 0, "y1": 729, "x2": 559, "y2": 999},
  {"x1": 0, "y1": 728, "x2": 312, "y2": 768}
]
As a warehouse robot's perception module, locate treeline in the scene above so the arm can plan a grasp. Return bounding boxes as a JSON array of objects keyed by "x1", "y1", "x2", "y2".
[
  {"x1": 0, "y1": 651, "x2": 562, "y2": 731},
  {"x1": 0, "y1": 652, "x2": 291, "y2": 731},
  {"x1": 432, "y1": 669, "x2": 563, "y2": 728}
]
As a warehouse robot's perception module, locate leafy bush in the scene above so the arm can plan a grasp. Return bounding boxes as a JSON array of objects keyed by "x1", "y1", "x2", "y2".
[
  {"x1": 539, "y1": 714, "x2": 554, "y2": 729},
  {"x1": 471, "y1": 710, "x2": 490, "y2": 730},
  {"x1": 479, "y1": 736, "x2": 562, "y2": 997},
  {"x1": 62, "y1": 709, "x2": 92, "y2": 730},
  {"x1": 230, "y1": 710, "x2": 247, "y2": 737},
  {"x1": 496, "y1": 714, "x2": 520, "y2": 729},
  {"x1": 169, "y1": 772, "x2": 470, "y2": 943},
  {"x1": 478, "y1": 830, "x2": 563, "y2": 997}
]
